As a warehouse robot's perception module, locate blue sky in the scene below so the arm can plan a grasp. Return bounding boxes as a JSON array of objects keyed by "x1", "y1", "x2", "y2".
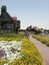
[{"x1": 0, "y1": 0, "x2": 49, "y2": 29}]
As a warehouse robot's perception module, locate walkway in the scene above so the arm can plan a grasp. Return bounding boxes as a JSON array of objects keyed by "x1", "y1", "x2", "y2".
[{"x1": 29, "y1": 35, "x2": 49, "y2": 65}]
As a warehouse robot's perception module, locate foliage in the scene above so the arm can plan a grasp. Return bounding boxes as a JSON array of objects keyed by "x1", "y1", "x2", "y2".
[
  {"x1": 0, "y1": 33, "x2": 26, "y2": 41},
  {"x1": 33, "y1": 34, "x2": 49, "y2": 46},
  {"x1": 9, "y1": 39, "x2": 44, "y2": 65},
  {"x1": 0, "y1": 34, "x2": 44, "y2": 65},
  {"x1": 0, "y1": 59, "x2": 9, "y2": 65}
]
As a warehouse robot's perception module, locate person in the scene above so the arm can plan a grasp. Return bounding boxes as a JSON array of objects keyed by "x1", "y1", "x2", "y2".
[{"x1": 25, "y1": 30, "x2": 30, "y2": 37}]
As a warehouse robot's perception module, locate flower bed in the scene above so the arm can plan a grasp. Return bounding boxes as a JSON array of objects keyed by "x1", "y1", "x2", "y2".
[
  {"x1": 0, "y1": 34, "x2": 44, "y2": 65},
  {"x1": 33, "y1": 34, "x2": 49, "y2": 46},
  {"x1": 0, "y1": 33, "x2": 26, "y2": 41}
]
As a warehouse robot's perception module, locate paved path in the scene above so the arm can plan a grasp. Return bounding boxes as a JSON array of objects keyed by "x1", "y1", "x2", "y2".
[{"x1": 29, "y1": 35, "x2": 49, "y2": 65}]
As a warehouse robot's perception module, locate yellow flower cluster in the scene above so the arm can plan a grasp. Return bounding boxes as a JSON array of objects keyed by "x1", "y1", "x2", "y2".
[
  {"x1": 0, "y1": 33, "x2": 26, "y2": 41},
  {"x1": 9, "y1": 38, "x2": 44, "y2": 65},
  {"x1": 33, "y1": 35, "x2": 49, "y2": 46},
  {"x1": 0, "y1": 59, "x2": 9, "y2": 65},
  {"x1": 0, "y1": 37, "x2": 21, "y2": 41}
]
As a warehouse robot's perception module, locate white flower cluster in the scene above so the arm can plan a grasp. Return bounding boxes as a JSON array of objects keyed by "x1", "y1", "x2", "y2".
[
  {"x1": 0, "y1": 41, "x2": 22, "y2": 60},
  {"x1": 4, "y1": 63, "x2": 8, "y2": 65}
]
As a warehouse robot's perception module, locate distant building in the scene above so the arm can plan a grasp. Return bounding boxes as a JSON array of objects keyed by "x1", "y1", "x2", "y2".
[
  {"x1": 0, "y1": 6, "x2": 20, "y2": 34},
  {"x1": 33, "y1": 26, "x2": 38, "y2": 30}
]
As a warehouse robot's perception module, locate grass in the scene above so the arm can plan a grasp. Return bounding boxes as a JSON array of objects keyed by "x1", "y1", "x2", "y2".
[
  {"x1": 0, "y1": 33, "x2": 25, "y2": 38},
  {"x1": 0, "y1": 33, "x2": 26, "y2": 41}
]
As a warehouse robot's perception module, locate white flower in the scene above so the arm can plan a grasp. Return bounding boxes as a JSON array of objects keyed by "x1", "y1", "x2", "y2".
[
  {"x1": 4, "y1": 63, "x2": 8, "y2": 65},
  {"x1": 0, "y1": 41, "x2": 22, "y2": 60}
]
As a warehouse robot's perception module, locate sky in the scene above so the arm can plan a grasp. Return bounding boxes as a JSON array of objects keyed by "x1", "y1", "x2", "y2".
[{"x1": 0, "y1": 0, "x2": 49, "y2": 29}]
